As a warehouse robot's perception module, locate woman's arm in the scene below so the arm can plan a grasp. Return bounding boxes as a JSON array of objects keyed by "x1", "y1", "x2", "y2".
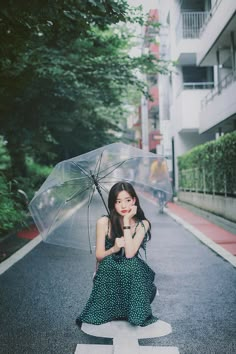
[
  {"x1": 95, "y1": 217, "x2": 124, "y2": 262},
  {"x1": 123, "y1": 217, "x2": 149, "y2": 259}
]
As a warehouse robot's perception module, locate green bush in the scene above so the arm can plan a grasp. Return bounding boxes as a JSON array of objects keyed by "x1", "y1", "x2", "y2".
[
  {"x1": 15, "y1": 157, "x2": 52, "y2": 201},
  {"x1": 0, "y1": 136, "x2": 10, "y2": 172},
  {"x1": 0, "y1": 141, "x2": 52, "y2": 236},
  {"x1": 178, "y1": 131, "x2": 236, "y2": 196},
  {"x1": 0, "y1": 175, "x2": 24, "y2": 236}
]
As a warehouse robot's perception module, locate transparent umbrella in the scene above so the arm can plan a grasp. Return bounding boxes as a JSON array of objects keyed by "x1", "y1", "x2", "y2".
[{"x1": 29, "y1": 143, "x2": 172, "y2": 253}]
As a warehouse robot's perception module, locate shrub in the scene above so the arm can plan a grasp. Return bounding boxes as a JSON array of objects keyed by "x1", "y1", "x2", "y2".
[
  {"x1": 178, "y1": 131, "x2": 236, "y2": 196},
  {"x1": 15, "y1": 157, "x2": 52, "y2": 201},
  {"x1": 0, "y1": 175, "x2": 24, "y2": 236},
  {"x1": 0, "y1": 136, "x2": 10, "y2": 172}
]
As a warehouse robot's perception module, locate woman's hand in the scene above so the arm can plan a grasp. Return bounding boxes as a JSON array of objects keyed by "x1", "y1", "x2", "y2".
[
  {"x1": 113, "y1": 237, "x2": 125, "y2": 253},
  {"x1": 124, "y1": 205, "x2": 137, "y2": 221}
]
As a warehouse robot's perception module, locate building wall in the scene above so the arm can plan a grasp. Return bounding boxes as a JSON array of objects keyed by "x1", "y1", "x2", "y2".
[
  {"x1": 197, "y1": 0, "x2": 236, "y2": 65},
  {"x1": 173, "y1": 89, "x2": 211, "y2": 132},
  {"x1": 178, "y1": 191, "x2": 236, "y2": 222},
  {"x1": 159, "y1": 0, "x2": 236, "y2": 190},
  {"x1": 200, "y1": 79, "x2": 236, "y2": 133}
]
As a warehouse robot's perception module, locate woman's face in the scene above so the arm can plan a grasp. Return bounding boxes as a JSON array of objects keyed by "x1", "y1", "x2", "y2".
[{"x1": 114, "y1": 190, "x2": 136, "y2": 216}]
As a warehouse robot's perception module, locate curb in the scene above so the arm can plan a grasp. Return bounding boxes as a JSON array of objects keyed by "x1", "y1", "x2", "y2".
[
  {"x1": 0, "y1": 235, "x2": 42, "y2": 275},
  {"x1": 166, "y1": 209, "x2": 236, "y2": 268}
]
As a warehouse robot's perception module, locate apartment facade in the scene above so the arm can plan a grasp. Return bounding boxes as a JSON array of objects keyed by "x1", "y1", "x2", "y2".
[
  {"x1": 131, "y1": 10, "x2": 162, "y2": 152},
  {"x1": 159, "y1": 0, "x2": 236, "y2": 189},
  {"x1": 145, "y1": 9, "x2": 163, "y2": 153}
]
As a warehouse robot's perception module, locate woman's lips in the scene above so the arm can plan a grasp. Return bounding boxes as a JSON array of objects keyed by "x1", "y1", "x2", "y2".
[{"x1": 121, "y1": 210, "x2": 128, "y2": 213}]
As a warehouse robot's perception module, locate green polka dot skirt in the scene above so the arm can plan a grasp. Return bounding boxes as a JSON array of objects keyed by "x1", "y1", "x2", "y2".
[{"x1": 77, "y1": 235, "x2": 158, "y2": 327}]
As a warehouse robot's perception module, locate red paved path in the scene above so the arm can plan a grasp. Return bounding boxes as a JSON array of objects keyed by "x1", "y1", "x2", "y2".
[
  {"x1": 17, "y1": 225, "x2": 39, "y2": 240},
  {"x1": 0, "y1": 225, "x2": 39, "y2": 263},
  {"x1": 168, "y1": 202, "x2": 236, "y2": 256}
]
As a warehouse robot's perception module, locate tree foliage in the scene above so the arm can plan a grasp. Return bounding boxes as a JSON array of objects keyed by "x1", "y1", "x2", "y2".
[{"x1": 0, "y1": 0, "x2": 169, "y2": 178}]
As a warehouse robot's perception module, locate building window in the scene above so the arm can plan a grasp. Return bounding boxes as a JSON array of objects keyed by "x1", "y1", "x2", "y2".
[{"x1": 182, "y1": 66, "x2": 214, "y2": 89}]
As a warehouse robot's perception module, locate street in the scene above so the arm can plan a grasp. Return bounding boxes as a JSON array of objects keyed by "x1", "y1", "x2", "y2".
[{"x1": 0, "y1": 196, "x2": 236, "y2": 354}]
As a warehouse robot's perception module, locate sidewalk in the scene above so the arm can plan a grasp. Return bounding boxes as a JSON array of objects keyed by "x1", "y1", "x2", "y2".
[{"x1": 166, "y1": 201, "x2": 236, "y2": 268}]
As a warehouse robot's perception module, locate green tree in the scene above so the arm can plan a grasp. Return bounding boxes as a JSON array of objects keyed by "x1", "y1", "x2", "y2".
[{"x1": 0, "y1": 0, "x2": 169, "y2": 178}]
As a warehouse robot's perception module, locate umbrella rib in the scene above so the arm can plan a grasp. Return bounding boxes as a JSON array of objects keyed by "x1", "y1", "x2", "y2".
[
  {"x1": 101, "y1": 177, "x2": 132, "y2": 184},
  {"x1": 98, "y1": 183, "x2": 110, "y2": 195},
  {"x1": 71, "y1": 161, "x2": 92, "y2": 180},
  {"x1": 93, "y1": 151, "x2": 104, "y2": 180},
  {"x1": 61, "y1": 176, "x2": 91, "y2": 184},
  {"x1": 98, "y1": 159, "x2": 132, "y2": 180},
  {"x1": 87, "y1": 184, "x2": 96, "y2": 209},
  {"x1": 66, "y1": 185, "x2": 91, "y2": 202},
  {"x1": 39, "y1": 178, "x2": 91, "y2": 195}
]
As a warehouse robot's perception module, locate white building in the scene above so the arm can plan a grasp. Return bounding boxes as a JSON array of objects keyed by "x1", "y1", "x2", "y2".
[{"x1": 159, "y1": 0, "x2": 236, "y2": 189}]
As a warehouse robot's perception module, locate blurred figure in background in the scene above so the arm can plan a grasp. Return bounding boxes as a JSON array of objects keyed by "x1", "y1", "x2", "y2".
[{"x1": 149, "y1": 157, "x2": 169, "y2": 212}]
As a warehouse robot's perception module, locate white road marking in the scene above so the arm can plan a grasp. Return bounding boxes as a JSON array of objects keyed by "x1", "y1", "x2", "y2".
[
  {"x1": 0, "y1": 235, "x2": 42, "y2": 275},
  {"x1": 79, "y1": 321, "x2": 176, "y2": 354},
  {"x1": 82, "y1": 320, "x2": 172, "y2": 339},
  {"x1": 74, "y1": 344, "x2": 112, "y2": 354},
  {"x1": 140, "y1": 349, "x2": 180, "y2": 354},
  {"x1": 74, "y1": 344, "x2": 180, "y2": 354}
]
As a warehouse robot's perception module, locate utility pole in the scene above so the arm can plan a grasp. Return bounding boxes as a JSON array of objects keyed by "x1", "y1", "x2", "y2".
[{"x1": 141, "y1": 85, "x2": 149, "y2": 152}]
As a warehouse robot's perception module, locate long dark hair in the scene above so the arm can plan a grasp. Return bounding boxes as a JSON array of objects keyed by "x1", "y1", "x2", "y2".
[{"x1": 108, "y1": 181, "x2": 151, "y2": 241}]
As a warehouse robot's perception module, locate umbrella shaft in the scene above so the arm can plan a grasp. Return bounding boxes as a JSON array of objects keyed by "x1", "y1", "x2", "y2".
[{"x1": 91, "y1": 174, "x2": 110, "y2": 216}]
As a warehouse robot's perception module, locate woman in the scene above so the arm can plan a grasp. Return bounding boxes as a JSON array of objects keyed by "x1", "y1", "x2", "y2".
[{"x1": 76, "y1": 181, "x2": 158, "y2": 327}]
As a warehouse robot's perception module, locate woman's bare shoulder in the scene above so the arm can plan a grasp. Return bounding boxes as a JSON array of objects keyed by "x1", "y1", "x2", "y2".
[
  {"x1": 96, "y1": 216, "x2": 109, "y2": 226},
  {"x1": 141, "y1": 219, "x2": 150, "y2": 230}
]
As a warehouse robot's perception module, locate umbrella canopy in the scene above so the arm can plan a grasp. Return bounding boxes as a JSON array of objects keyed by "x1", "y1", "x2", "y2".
[{"x1": 29, "y1": 143, "x2": 172, "y2": 252}]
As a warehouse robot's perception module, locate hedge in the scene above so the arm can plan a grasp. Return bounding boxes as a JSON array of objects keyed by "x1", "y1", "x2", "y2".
[{"x1": 178, "y1": 131, "x2": 236, "y2": 196}]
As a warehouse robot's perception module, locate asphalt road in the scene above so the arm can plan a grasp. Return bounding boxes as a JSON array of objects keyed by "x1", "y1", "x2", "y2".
[{"x1": 0, "y1": 196, "x2": 236, "y2": 354}]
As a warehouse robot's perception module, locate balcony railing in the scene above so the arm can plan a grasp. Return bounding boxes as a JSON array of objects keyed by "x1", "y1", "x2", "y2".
[
  {"x1": 179, "y1": 166, "x2": 235, "y2": 197},
  {"x1": 176, "y1": 12, "x2": 209, "y2": 40},
  {"x1": 200, "y1": 0, "x2": 223, "y2": 35},
  {"x1": 183, "y1": 82, "x2": 214, "y2": 89},
  {"x1": 201, "y1": 70, "x2": 236, "y2": 109},
  {"x1": 177, "y1": 82, "x2": 214, "y2": 96}
]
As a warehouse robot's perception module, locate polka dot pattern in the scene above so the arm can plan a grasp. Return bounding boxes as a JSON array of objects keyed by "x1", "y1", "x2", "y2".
[{"x1": 77, "y1": 229, "x2": 158, "y2": 327}]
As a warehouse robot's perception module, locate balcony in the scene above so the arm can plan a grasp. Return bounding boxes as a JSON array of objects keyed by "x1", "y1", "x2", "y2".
[
  {"x1": 174, "y1": 84, "x2": 212, "y2": 133},
  {"x1": 200, "y1": 70, "x2": 236, "y2": 133},
  {"x1": 178, "y1": 82, "x2": 214, "y2": 94},
  {"x1": 175, "y1": 11, "x2": 209, "y2": 64},
  {"x1": 197, "y1": 0, "x2": 236, "y2": 65},
  {"x1": 176, "y1": 12, "x2": 209, "y2": 40}
]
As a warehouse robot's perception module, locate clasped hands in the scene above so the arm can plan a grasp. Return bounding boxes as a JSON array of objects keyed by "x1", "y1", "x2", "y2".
[{"x1": 113, "y1": 237, "x2": 125, "y2": 253}]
